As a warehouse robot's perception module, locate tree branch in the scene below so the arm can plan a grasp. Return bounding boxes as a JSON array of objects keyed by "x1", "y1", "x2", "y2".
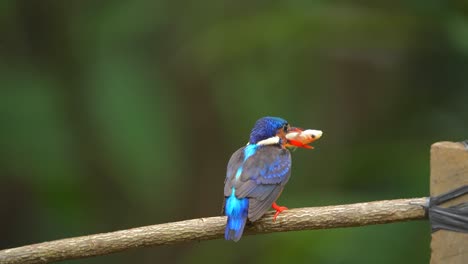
[{"x1": 0, "y1": 197, "x2": 428, "y2": 264}]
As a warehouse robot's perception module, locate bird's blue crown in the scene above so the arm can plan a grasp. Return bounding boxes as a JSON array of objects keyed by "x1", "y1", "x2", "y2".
[{"x1": 249, "y1": 116, "x2": 288, "y2": 144}]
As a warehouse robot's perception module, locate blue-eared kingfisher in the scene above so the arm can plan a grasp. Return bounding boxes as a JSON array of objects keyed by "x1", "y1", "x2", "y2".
[{"x1": 223, "y1": 116, "x2": 322, "y2": 242}]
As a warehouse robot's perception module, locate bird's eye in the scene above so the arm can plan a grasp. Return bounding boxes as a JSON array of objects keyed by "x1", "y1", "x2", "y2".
[{"x1": 283, "y1": 124, "x2": 289, "y2": 132}]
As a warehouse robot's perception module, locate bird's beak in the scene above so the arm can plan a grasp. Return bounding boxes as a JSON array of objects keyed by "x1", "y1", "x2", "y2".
[{"x1": 285, "y1": 127, "x2": 323, "y2": 149}]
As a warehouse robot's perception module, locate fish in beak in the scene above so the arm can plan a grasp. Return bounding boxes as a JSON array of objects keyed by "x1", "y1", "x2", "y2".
[{"x1": 285, "y1": 127, "x2": 323, "y2": 149}]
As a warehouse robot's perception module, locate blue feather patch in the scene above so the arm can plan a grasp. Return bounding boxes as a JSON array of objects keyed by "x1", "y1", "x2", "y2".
[
  {"x1": 235, "y1": 144, "x2": 258, "y2": 180},
  {"x1": 225, "y1": 188, "x2": 249, "y2": 242},
  {"x1": 243, "y1": 144, "x2": 258, "y2": 161}
]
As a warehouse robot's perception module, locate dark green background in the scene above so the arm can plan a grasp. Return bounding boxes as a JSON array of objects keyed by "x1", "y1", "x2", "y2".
[{"x1": 1, "y1": 1, "x2": 468, "y2": 263}]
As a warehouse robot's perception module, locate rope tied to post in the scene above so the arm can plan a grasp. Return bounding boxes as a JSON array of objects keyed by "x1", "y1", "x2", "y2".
[{"x1": 424, "y1": 185, "x2": 468, "y2": 233}]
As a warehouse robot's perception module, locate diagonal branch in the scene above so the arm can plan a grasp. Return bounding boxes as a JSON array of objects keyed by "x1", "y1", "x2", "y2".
[{"x1": 0, "y1": 197, "x2": 428, "y2": 264}]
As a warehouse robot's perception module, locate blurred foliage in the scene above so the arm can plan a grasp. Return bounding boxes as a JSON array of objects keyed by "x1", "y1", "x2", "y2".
[{"x1": 1, "y1": 1, "x2": 468, "y2": 263}]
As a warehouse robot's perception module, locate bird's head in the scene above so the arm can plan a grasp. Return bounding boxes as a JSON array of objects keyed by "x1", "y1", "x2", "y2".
[
  {"x1": 249, "y1": 116, "x2": 289, "y2": 145},
  {"x1": 249, "y1": 116, "x2": 322, "y2": 148}
]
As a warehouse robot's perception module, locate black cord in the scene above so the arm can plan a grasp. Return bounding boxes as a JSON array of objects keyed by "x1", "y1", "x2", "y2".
[{"x1": 425, "y1": 185, "x2": 468, "y2": 233}]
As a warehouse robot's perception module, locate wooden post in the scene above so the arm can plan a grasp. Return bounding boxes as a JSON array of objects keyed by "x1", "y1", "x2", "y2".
[{"x1": 430, "y1": 141, "x2": 468, "y2": 264}]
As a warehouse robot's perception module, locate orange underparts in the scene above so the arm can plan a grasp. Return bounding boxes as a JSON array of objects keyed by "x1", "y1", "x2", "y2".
[{"x1": 272, "y1": 202, "x2": 288, "y2": 222}]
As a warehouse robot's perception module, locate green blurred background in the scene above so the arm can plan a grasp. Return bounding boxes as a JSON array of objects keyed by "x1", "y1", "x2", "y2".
[{"x1": 1, "y1": 1, "x2": 468, "y2": 263}]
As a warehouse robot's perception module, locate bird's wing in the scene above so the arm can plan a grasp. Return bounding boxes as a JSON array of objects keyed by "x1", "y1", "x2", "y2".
[
  {"x1": 222, "y1": 147, "x2": 245, "y2": 214},
  {"x1": 224, "y1": 146, "x2": 291, "y2": 221},
  {"x1": 224, "y1": 147, "x2": 245, "y2": 197},
  {"x1": 240, "y1": 146, "x2": 291, "y2": 185}
]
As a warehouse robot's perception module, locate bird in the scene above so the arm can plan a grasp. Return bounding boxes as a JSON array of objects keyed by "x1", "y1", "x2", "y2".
[{"x1": 223, "y1": 116, "x2": 322, "y2": 242}]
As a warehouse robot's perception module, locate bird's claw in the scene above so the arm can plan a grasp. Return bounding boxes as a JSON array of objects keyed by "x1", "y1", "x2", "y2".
[{"x1": 272, "y1": 202, "x2": 288, "y2": 222}]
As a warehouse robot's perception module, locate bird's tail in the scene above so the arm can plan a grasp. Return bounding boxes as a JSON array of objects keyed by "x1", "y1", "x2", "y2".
[{"x1": 224, "y1": 192, "x2": 249, "y2": 242}]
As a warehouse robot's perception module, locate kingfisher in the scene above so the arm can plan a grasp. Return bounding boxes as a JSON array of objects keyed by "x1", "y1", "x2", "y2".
[{"x1": 223, "y1": 116, "x2": 322, "y2": 242}]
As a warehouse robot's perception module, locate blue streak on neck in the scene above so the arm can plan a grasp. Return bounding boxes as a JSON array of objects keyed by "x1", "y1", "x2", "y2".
[
  {"x1": 244, "y1": 144, "x2": 258, "y2": 161},
  {"x1": 235, "y1": 144, "x2": 258, "y2": 180}
]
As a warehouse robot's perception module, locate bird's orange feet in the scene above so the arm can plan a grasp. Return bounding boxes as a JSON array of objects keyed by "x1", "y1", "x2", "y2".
[{"x1": 272, "y1": 202, "x2": 288, "y2": 222}]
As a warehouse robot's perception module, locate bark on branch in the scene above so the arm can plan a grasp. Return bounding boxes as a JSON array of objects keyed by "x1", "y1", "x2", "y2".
[{"x1": 0, "y1": 197, "x2": 428, "y2": 264}]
